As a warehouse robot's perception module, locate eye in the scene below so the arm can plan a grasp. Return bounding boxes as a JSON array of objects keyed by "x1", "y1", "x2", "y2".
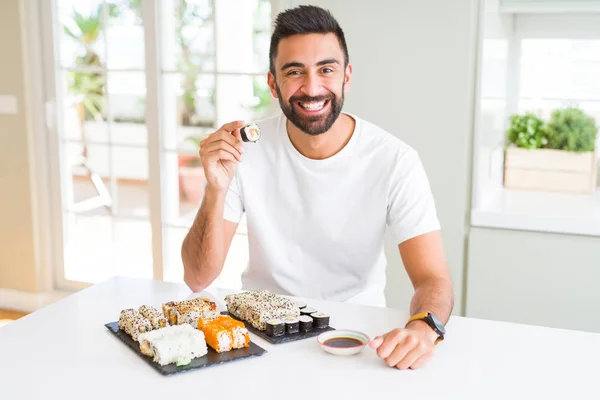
[
  {"x1": 321, "y1": 67, "x2": 334, "y2": 73},
  {"x1": 287, "y1": 70, "x2": 302, "y2": 76}
]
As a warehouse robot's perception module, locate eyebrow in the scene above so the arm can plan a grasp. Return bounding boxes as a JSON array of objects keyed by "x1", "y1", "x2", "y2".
[{"x1": 280, "y1": 58, "x2": 341, "y2": 71}]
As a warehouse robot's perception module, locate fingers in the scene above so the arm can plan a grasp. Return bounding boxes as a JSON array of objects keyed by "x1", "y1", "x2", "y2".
[
  {"x1": 409, "y1": 352, "x2": 433, "y2": 370},
  {"x1": 232, "y1": 127, "x2": 243, "y2": 141},
  {"x1": 394, "y1": 343, "x2": 427, "y2": 370},
  {"x1": 372, "y1": 329, "x2": 434, "y2": 370},
  {"x1": 201, "y1": 140, "x2": 243, "y2": 162},
  {"x1": 219, "y1": 120, "x2": 246, "y2": 133},
  {"x1": 202, "y1": 149, "x2": 238, "y2": 164},
  {"x1": 369, "y1": 336, "x2": 384, "y2": 349},
  {"x1": 376, "y1": 329, "x2": 404, "y2": 359},
  {"x1": 200, "y1": 127, "x2": 245, "y2": 165},
  {"x1": 384, "y1": 335, "x2": 416, "y2": 367},
  {"x1": 202, "y1": 129, "x2": 245, "y2": 152}
]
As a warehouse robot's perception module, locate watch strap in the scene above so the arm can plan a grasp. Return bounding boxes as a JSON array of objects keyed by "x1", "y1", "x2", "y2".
[{"x1": 406, "y1": 312, "x2": 444, "y2": 345}]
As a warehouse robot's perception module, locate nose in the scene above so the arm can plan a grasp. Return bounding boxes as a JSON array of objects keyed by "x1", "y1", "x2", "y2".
[{"x1": 301, "y1": 72, "x2": 322, "y2": 97}]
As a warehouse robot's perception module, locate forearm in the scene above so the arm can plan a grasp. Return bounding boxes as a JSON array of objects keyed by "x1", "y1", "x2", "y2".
[
  {"x1": 181, "y1": 187, "x2": 227, "y2": 291},
  {"x1": 409, "y1": 277, "x2": 454, "y2": 325}
]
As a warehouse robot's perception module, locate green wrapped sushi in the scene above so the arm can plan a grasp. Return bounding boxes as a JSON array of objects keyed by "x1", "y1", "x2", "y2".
[
  {"x1": 240, "y1": 122, "x2": 260, "y2": 143},
  {"x1": 283, "y1": 316, "x2": 299, "y2": 334},
  {"x1": 298, "y1": 315, "x2": 313, "y2": 333},
  {"x1": 310, "y1": 312, "x2": 330, "y2": 329}
]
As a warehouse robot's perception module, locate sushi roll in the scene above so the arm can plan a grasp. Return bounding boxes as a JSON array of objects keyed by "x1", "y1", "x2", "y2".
[
  {"x1": 118, "y1": 309, "x2": 152, "y2": 341},
  {"x1": 298, "y1": 315, "x2": 313, "y2": 333},
  {"x1": 139, "y1": 305, "x2": 168, "y2": 329},
  {"x1": 300, "y1": 307, "x2": 317, "y2": 316},
  {"x1": 224, "y1": 290, "x2": 300, "y2": 331},
  {"x1": 161, "y1": 301, "x2": 177, "y2": 319},
  {"x1": 240, "y1": 122, "x2": 260, "y2": 143},
  {"x1": 265, "y1": 319, "x2": 285, "y2": 337},
  {"x1": 118, "y1": 308, "x2": 136, "y2": 331},
  {"x1": 283, "y1": 316, "x2": 299, "y2": 334},
  {"x1": 214, "y1": 315, "x2": 250, "y2": 349},
  {"x1": 310, "y1": 312, "x2": 330, "y2": 329},
  {"x1": 294, "y1": 301, "x2": 307, "y2": 309},
  {"x1": 138, "y1": 324, "x2": 208, "y2": 366}
]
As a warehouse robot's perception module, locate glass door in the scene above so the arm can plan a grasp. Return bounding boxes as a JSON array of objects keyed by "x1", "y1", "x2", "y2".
[{"x1": 40, "y1": 0, "x2": 273, "y2": 290}]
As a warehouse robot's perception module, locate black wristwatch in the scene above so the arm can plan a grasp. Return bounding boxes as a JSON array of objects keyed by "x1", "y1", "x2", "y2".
[{"x1": 406, "y1": 312, "x2": 446, "y2": 345}]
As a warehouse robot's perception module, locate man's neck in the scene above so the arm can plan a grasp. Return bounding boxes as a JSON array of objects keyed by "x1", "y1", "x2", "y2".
[{"x1": 286, "y1": 114, "x2": 356, "y2": 160}]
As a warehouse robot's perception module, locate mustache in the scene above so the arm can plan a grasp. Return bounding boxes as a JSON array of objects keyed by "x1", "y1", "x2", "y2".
[{"x1": 288, "y1": 94, "x2": 334, "y2": 103}]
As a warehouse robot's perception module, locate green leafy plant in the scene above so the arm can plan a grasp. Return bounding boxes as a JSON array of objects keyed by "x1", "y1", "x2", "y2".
[
  {"x1": 545, "y1": 108, "x2": 598, "y2": 153},
  {"x1": 64, "y1": 5, "x2": 116, "y2": 123},
  {"x1": 507, "y1": 113, "x2": 548, "y2": 150}
]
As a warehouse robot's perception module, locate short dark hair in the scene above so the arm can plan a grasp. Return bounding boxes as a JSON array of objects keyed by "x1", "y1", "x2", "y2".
[{"x1": 269, "y1": 5, "x2": 349, "y2": 75}]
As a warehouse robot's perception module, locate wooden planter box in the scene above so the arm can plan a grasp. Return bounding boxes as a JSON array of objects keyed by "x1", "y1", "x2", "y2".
[{"x1": 504, "y1": 147, "x2": 598, "y2": 194}]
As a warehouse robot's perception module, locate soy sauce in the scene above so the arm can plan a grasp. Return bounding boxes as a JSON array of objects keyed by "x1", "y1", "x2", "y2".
[{"x1": 324, "y1": 337, "x2": 363, "y2": 348}]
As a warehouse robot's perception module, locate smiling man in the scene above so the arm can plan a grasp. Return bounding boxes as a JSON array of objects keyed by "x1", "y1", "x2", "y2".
[{"x1": 181, "y1": 5, "x2": 454, "y2": 370}]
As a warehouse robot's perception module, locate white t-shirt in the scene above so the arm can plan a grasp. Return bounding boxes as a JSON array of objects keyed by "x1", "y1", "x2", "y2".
[{"x1": 223, "y1": 112, "x2": 440, "y2": 307}]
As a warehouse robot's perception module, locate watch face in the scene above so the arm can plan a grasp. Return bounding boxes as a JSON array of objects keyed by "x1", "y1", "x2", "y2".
[{"x1": 428, "y1": 313, "x2": 446, "y2": 336}]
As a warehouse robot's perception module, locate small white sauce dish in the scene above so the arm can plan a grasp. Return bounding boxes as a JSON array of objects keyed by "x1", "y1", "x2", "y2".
[{"x1": 317, "y1": 330, "x2": 370, "y2": 356}]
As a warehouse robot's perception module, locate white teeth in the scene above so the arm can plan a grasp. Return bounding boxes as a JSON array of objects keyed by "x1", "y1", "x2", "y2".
[{"x1": 299, "y1": 101, "x2": 326, "y2": 111}]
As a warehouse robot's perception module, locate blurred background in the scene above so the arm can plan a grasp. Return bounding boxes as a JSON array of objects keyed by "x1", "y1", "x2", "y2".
[{"x1": 1, "y1": 0, "x2": 599, "y2": 334}]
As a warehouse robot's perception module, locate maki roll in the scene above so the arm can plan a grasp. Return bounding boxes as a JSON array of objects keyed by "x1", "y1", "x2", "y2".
[
  {"x1": 266, "y1": 319, "x2": 285, "y2": 337},
  {"x1": 300, "y1": 307, "x2": 317, "y2": 316},
  {"x1": 240, "y1": 122, "x2": 260, "y2": 143},
  {"x1": 139, "y1": 305, "x2": 168, "y2": 329},
  {"x1": 310, "y1": 312, "x2": 330, "y2": 329},
  {"x1": 298, "y1": 315, "x2": 313, "y2": 333},
  {"x1": 283, "y1": 316, "x2": 299, "y2": 334},
  {"x1": 197, "y1": 315, "x2": 250, "y2": 352},
  {"x1": 294, "y1": 301, "x2": 307, "y2": 309},
  {"x1": 138, "y1": 324, "x2": 208, "y2": 366},
  {"x1": 118, "y1": 308, "x2": 152, "y2": 341}
]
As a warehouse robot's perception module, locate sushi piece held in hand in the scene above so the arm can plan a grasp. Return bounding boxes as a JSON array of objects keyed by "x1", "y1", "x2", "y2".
[
  {"x1": 240, "y1": 122, "x2": 260, "y2": 143},
  {"x1": 266, "y1": 319, "x2": 285, "y2": 337},
  {"x1": 283, "y1": 316, "x2": 299, "y2": 334},
  {"x1": 310, "y1": 312, "x2": 330, "y2": 329},
  {"x1": 298, "y1": 315, "x2": 313, "y2": 333}
]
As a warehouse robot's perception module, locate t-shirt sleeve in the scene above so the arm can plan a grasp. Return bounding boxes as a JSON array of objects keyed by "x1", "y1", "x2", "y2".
[
  {"x1": 387, "y1": 149, "x2": 441, "y2": 244},
  {"x1": 223, "y1": 173, "x2": 245, "y2": 223}
]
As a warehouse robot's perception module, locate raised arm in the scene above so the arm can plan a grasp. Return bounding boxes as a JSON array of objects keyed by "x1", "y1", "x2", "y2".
[{"x1": 181, "y1": 121, "x2": 246, "y2": 292}]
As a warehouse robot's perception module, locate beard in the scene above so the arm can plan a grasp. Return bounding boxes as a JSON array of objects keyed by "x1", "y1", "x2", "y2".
[{"x1": 275, "y1": 82, "x2": 345, "y2": 136}]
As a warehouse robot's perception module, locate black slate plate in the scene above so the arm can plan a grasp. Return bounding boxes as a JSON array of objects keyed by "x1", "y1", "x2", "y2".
[
  {"x1": 105, "y1": 321, "x2": 267, "y2": 376},
  {"x1": 220, "y1": 311, "x2": 335, "y2": 344}
]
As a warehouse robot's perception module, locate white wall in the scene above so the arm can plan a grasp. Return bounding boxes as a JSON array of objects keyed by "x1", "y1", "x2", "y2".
[
  {"x1": 467, "y1": 227, "x2": 600, "y2": 334},
  {"x1": 282, "y1": 0, "x2": 480, "y2": 313},
  {"x1": 0, "y1": 0, "x2": 39, "y2": 292}
]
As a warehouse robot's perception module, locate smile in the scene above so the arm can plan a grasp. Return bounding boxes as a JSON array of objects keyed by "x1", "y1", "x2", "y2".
[{"x1": 297, "y1": 100, "x2": 329, "y2": 112}]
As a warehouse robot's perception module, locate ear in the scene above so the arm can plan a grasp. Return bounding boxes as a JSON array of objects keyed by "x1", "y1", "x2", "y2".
[
  {"x1": 267, "y1": 71, "x2": 279, "y2": 99},
  {"x1": 343, "y1": 63, "x2": 352, "y2": 93}
]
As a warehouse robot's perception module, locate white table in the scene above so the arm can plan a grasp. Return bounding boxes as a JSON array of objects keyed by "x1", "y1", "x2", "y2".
[{"x1": 1, "y1": 277, "x2": 599, "y2": 399}]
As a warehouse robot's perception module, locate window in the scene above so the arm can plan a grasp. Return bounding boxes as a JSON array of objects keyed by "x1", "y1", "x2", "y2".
[
  {"x1": 42, "y1": 0, "x2": 274, "y2": 289},
  {"x1": 519, "y1": 39, "x2": 600, "y2": 126},
  {"x1": 471, "y1": 3, "x2": 600, "y2": 236}
]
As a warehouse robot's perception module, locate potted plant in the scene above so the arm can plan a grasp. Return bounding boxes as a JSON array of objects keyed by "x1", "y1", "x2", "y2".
[{"x1": 504, "y1": 108, "x2": 598, "y2": 193}]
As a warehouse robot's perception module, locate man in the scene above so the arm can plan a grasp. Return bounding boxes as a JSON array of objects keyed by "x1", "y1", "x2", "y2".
[{"x1": 181, "y1": 5, "x2": 453, "y2": 370}]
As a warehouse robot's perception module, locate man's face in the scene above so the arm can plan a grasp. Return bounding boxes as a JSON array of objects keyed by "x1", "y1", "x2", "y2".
[{"x1": 268, "y1": 33, "x2": 352, "y2": 136}]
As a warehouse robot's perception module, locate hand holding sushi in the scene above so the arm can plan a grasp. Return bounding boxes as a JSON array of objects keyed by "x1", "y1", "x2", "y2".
[
  {"x1": 368, "y1": 324, "x2": 438, "y2": 370},
  {"x1": 199, "y1": 120, "x2": 246, "y2": 192}
]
